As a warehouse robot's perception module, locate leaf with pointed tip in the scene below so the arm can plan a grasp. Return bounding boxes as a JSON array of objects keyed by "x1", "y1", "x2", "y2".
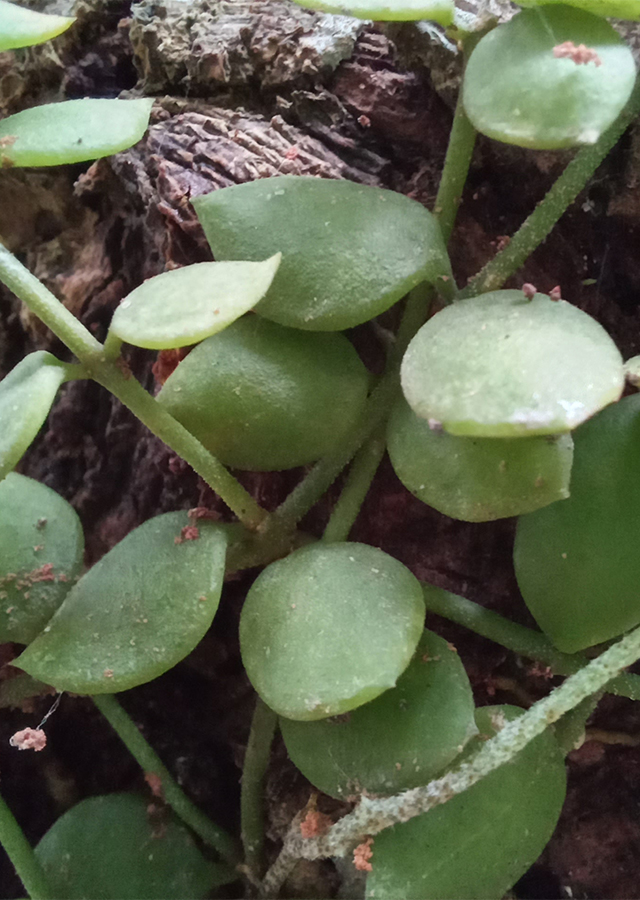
[
  {"x1": 463, "y1": 7, "x2": 636, "y2": 150},
  {"x1": 515, "y1": 395, "x2": 640, "y2": 652},
  {"x1": 0, "y1": 474, "x2": 83, "y2": 644},
  {"x1": 15, "y1": 512, "x2": 227, "y2": 694},
  {"x1": 0, "y1": 98, "x2": 153, "y2": 168},
  {"x1": 366, "y1": 706, "x2": 566, "y2": 900},
  {"x1": 401, "y1": 290, "x2": 623, "y2": 437},
  {"x1": 387, "y1": 397, "x2": 574, "y2": 521},
  {"x1": 291, "y1": 0, "x2": 453, "y2": 23},
  {"x1": 518, "y1": 0, "x2": 640, "y2": 23},
  {"x1": 0, "y1": 351, "x2": 70, "y2": 481},
  {"x1": 280, "y1": 629, "x2": 476, "y2": 798},
  {"x1": 0, "y1": 0, "x2": 74, "y2": 50},
  {"x1": 36, "y1": 794, "x2": 230, "y2": 900},
  {"x1": 240, "y1": 542, "x2": 425, "y2": 720},
  {"x1": 192, "y1": 175, "x2": 452, "y2": 331},
  {"x1": 109, "y1": 255, "x2": 281, "y2": 350}
]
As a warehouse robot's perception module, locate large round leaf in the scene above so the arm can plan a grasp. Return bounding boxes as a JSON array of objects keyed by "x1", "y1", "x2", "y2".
[
  {"x1": 463, "y1": 7, "x2": 636, "y2": 150},
  {"x1": 387, "y1": 397, "x2": 574, "y2": 521},
  {"x1": 401, "y1": 291, "x2": 623, "y2": 437},
  {"x1": 0, "y1": 98, "x2": 153, "y2": 168},
  {"x1": 15, "y1": 512, "x2": 227, "y2": 693},
  {"x1": 0, "y1": 0, "x2": 74, "y2": 51},
  {"x1": 515, "y1": 395, "x2": 640, "y2": 653},
  {"x1": 518, "y1": 0, "x2": 640, "y2": 24},
  {"x1": 0, "y1": 351, "x2": 70, "y2": 481},
  {"x1": 0, "y1": 474, "x2": 83, "y2": 644},
  {"x1": 109, "y1": 255, "x2": 281, "y2": 350},
  {"x1": 239, "y1": 542, "x2": 425, "y2": 720},
  {"x1": 280, "y1": 628, "x2": 476, "y2": 798},
  {"x1": 192, "y1": 175, "x2": 452, "y2": 331},
  {"x1": 291, "y1": 0, "x2": 454, "y2": 23},
  {"x1": 366, "y1": 706, "x2": 567, "y2": 900},
  {"x1": 36, "y1": 794, "x2": 228, "y2": 900},
  {"x1": 157, "y1": 315, "x2": 370, "y2": 471}
]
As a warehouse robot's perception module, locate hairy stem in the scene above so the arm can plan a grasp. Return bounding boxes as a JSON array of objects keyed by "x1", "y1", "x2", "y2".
[
  {"x1": 262, "y1": 621, "x2": 640, "y2": 894},
  {"x1": 322, "y1": 426, "x2": 387, "y2": 544},
  {"x1": 422, "y1": 586, "x2": 640, "y2": 701},
  {"x1": 0, "y1": 794, "x2": 53, "y2": 899},
  {"x1": 434, "y1": 90, "x2": 477, "y2": 246},
  {"x1": 241, "y1": 699, "x2": 278, "y2": 880},
  {"x1": 92, "y1": 694, "x2": 241, "y2": 867},
  {"x1": 461, "y1": 77, "x2": 640, "y2": 298}
]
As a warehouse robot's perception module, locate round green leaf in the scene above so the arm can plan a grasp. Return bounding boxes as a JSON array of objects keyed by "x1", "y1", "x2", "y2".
[
  {"x1": 239, "y1": 542, "x2": 425, "y2": 721},
  {"x1": 15, "y1": 512, "x2": 227, "y2": 694},
  {"x1": 291, "y1": 0, "x2": 453, "y2": 24},
  {"x1": 518, "y1": 0, "x2": 640, "y2": 24},
  {"x1": 401, "y1": 290, "x2": 623, "y2": 437},
  {"x1": 0, "y1": 98, "x2": 154, "y2": 168},
  {"x1": 35, "y1": 794, "x2": 228, "y2": 900},
  {"x1": 0, "y1": 473, "x2": 83, "y2": 644},
  {"x1": 0, "y1": 351, "x2": 70, "y2": 481},
  {"x1": 157, "y1": 315, "x2": 370, "y2": 471},
  {"x1": 109, "y1": 255, "x2": 281, "y2": 350},
  {"x1": 280, "y1": 629, "x2": 476, "y2": 798},
  {"x1": 387, "y1": 397, "x2": 574, "y2": 522},
  {"x1": 366, "y1": 706, "x2": 567, "y2": 900},
  {"x1": 463, "y1": 7, "x2": 636, "y2": 150},
  {"x1": 515, "y1": 395, "x2": 640, "y2": 653},
  {"x1": 0, "y1": 0, "x2": 74, "y2": 51},
  {"x1": 192, "y1": 175, "x2": 452, "y2": 331}
]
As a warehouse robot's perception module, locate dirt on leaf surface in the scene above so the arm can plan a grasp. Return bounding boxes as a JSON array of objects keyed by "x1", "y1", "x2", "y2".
[{"x1": 2, "y1": 2, "x2": 640, "y2": 898}]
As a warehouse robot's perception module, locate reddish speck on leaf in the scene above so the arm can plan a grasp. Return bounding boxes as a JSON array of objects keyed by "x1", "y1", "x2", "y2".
[
  {"x1": 522, "y1": 283, "x2": 537, "y2": 300},
  {"x1": 33, "y1": 545, "x2": 44, "y2": 552},
  {"x1": 549, "y1": 285, "x2": 562, "y2": 301},
  {"x1": 10, "y1": 727, "x2": 47, "y2": 751},
  {"x1": 353, "y1": 837, "x2": 374, "y2": 872},
  {"x1": 175, "y1": 525, "x2": 200, "y2": 544},
  {"x1": 0, "y1": 135, "x2": 16, "y2": 148},
  {"x1": 447, "y1": 642, "x2": 458, "y2": 653},
  {"x1": 553, "y1": 41, "x2": 602, "y2": 66},
  {"x1": 103, "y1": 668, "x2": 114, "y2": 678},
  {"x1": 300, "y1": 809, "x2": 333, "y2": 839},
  {"x1": 145, "y1": 772, "x2": 164, "y2": 798}
]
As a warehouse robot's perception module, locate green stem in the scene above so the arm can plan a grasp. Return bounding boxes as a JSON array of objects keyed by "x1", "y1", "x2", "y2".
[
  {"x1": 241, "y1": 699, "x2": 278, "y2": 880},
  {"x1": 461, "y1": 76, "x2": 640, "y2": 298},
  {"x1": 434, "y1": 90, "x2": 477, "y2": 246},
  {"x1": 0, "y1": 793, "x2": 53, "y2": 899},
  {"x1": 421, "y1": 586, "x2": 640, "y2": 701},
  {"x1": 553, "y1": 693, "x2": 603, "y2": 756},
  {"x1": 323, "y1": 426, "x2": 386, "y2": 544},
  {"x1": 92, "y1": 694, "x2": 241, "y2": 867},
  {"x1": 262, "y1": 621, "x2": 640, "y2": 894},
  {"x1": 93, "y1": 366, "x2": 267, "y2": 530}
]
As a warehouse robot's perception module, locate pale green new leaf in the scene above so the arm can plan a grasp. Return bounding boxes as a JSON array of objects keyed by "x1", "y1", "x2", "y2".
[{"x1": 0, "y1": 0, "x2": 74, "y2": 51}]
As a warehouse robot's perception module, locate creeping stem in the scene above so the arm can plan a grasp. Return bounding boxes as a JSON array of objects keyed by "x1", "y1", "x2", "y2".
[
  {"x1": 93, "y1": 694, "x2": 241, "y2": 867},
  {"x1": 434, "y1": 89, "x2": 477, "y2": 246},
  {"x1": 0, "y1": 793, "x2": 54, "y2": 899},
  {"x1": 241, "y1": 698, "x2": 278, "y2": 880},
  {"x1": 461, "y1": 76, "x2": 640, "y2": 298}
]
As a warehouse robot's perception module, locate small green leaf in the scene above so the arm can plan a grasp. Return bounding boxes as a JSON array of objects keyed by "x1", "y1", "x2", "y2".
[
  {"x1": 157, "y1": 315, "x2": 369, "y2": 471},
  {"x1": 0, "y1": 98, "x2": 153, "y2": 168},
  {"x1": 192, "y1": 175, "x2": 452, "y2": 331},
  {"x1": 387, "y1": 397, "x2": 574, "y2": 521},
  {"x1": 366, "y1": 706, "x2": 567, "y2": 900},
  {"x1": 15, "y1": 512, "x2": 227, "y2": 694},
  {"x1": 518, "y1": 0, "x2": 640, "y2": 23},
  {"x1": 0, "y1": 351, "x2": 70, "y2": 481},
  {"x1": 35, "y1": 794, "x2": 229, "y2": 900},
  {"x1": 0, "y1": 0, "x2": 74, "y2": 50},
  {"x1": 280, "y1": 629, "x2": 476, "y2": 798},
  {"x1": 0, "y1": 473, "x2": 83, "y2": 644},
  {"x1": 291, "y1": 0, "x2": 454, "y2": 24},
  {"x1": 463, "y1": 6, "x2": 636, "y2": 150},
  {"x1": 515, "y1": 395, "x2": 640, "y2": 652},
  {"x1": 401, "y1": 290, "x2": 623, "y2": 437},
  {"x1": 624, "y1": 354, "x2": 640, "y2": 387},
  {"x1": 240, "y1": 542, "x2": 425, "y2": 720},
  {"x1": 0, "y1": 672, "x2": 50, "y2": 709},
  {"x1": 109, "y1": 255, "x2": 281, "y2": 350}
]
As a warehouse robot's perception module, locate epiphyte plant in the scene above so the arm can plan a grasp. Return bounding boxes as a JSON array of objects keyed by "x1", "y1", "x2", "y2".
[{"x1": 1, "y1": 0, "x2": 640, "y2": 897}]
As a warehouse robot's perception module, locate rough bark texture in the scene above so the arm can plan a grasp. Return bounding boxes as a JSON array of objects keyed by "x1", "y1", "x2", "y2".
[{"x1": 2, "y1": 1, "x2": 640, "y2": 898}]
